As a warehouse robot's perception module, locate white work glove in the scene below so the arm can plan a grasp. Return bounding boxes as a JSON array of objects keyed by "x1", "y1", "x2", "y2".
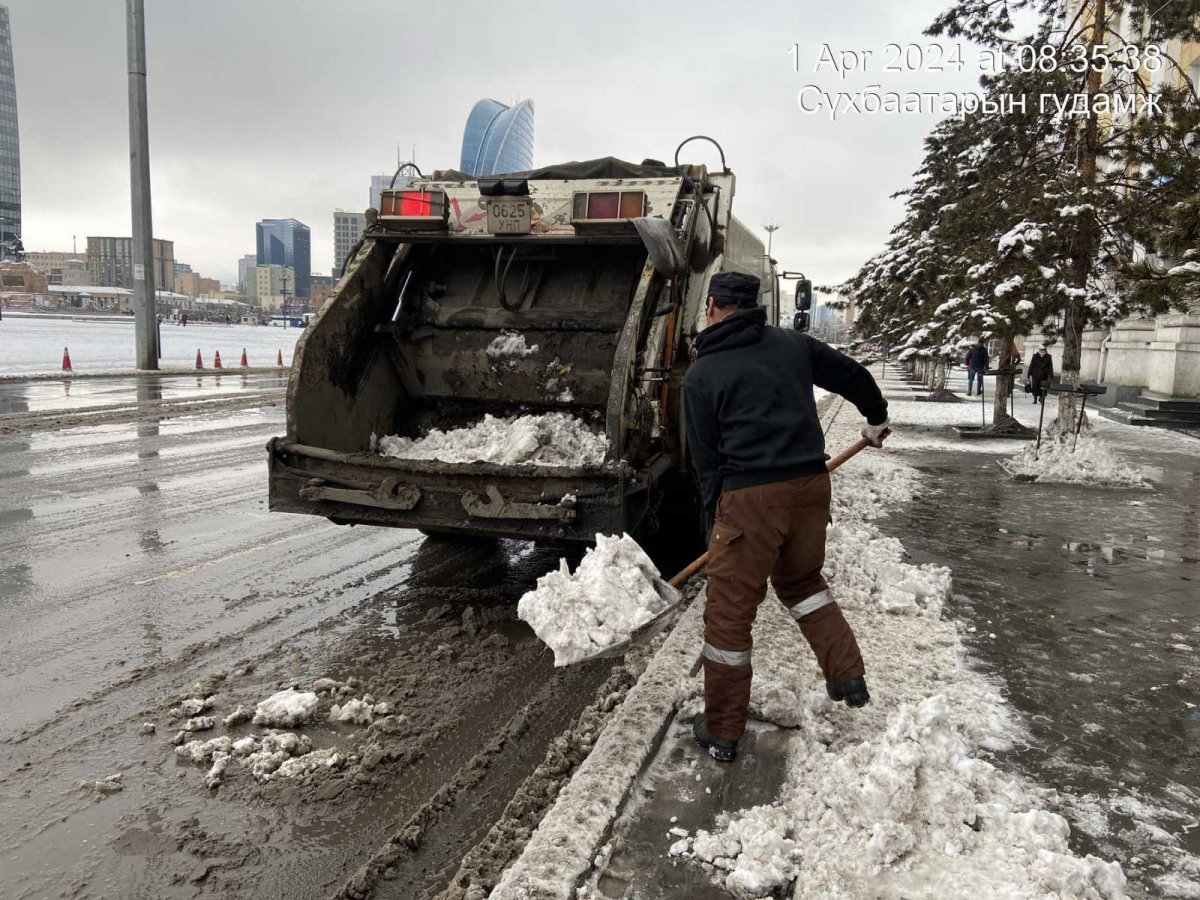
[{"x1": 861, "y1": 420, "x2": 891, "y2": 448}]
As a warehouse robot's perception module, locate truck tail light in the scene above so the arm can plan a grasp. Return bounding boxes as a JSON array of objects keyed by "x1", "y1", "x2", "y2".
[
  {"x1": 380, "y1": 190, "x2": 446, "y2": 217},
  {"x1": 571, "y1": 190, "x2": 647, "y2": 222}
]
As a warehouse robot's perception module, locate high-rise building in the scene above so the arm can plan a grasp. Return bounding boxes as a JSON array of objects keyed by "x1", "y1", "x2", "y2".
[
  {"x1": 0, "y1": 6, "x2": 20, "y2": 254},
  {"x1": 256, "y1": 218, "x2": 311, "y2": 298},
  {"x1": 86, "y1": 236, "x2": 175, "y2": 292},
  {"x1": 253, "y1": 263, "x2": 296, "y2": 311},
  {"x1": 237, "y1": 253, "x2": 257, "y2": 295},
  {"x1": 333, "y1": 209, "x2": 366, "y2": 276},
  {"x1": 460, "y1": 99, "x2": 534, "y2": 177}
]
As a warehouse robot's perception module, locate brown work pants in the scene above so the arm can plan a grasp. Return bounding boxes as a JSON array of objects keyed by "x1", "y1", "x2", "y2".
[{"x1": 703, "y1": 472, "x2": 865, "y2": 741}]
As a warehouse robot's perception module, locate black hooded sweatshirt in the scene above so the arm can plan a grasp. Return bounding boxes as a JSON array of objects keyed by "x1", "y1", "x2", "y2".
[{"x1": 683, "y1": 308, "x2": 887, "y2": 511}]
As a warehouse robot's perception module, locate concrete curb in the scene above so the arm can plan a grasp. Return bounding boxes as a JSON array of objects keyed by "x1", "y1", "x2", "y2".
[{"x1": 490, "y1": 593, "x2": 705, "y2": 900}]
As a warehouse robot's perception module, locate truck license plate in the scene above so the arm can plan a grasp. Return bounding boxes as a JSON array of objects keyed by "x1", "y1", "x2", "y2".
[{"x1": 487, "y1": 198, "x2": 531, "y2": 235}]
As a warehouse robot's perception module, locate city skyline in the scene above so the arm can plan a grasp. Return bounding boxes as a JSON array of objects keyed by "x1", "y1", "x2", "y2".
[{"x1": 5, "y1": 0, "x2": 982, "y2": 286}]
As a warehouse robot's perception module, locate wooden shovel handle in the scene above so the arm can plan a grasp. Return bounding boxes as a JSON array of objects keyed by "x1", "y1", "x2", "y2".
[{"x1": 667, "y1": 431, "x2": 889, "y2": 588}]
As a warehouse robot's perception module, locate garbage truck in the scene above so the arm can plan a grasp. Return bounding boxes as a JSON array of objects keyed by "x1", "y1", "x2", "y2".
[{"x1": 267, "y1": 141, "x2": 779, "y2": 542}]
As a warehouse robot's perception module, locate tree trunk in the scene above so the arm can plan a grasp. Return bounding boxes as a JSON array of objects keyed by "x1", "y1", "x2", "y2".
[
  {"x1": 1060, "y1": 0, "x2": 1106, "y2": 433},
  {"x1": 991, "y1": 334, "x2": 1019, "y2": 429}
]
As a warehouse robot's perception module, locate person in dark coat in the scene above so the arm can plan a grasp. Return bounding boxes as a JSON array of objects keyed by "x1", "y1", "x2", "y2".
[
  {"x1": 682, "y1": 271, "x2": 890, "y2": 763},
  {"x1": 964, "y1": 340, "x2": 989, "y2": 396},
  {"x1": 1027, "y1": 345, "x2": 1054, "y2": 404}
]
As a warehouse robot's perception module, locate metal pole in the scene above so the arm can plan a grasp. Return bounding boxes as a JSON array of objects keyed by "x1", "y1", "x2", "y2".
[
  {"x1": 1072, "y1": 393, "x2": 1088, "y2": 453},
  {"x1": 127, "y1": 0, "x2": 158, "y2": 369},
  {"x1": 980, "y1": 370, "x2": 986, "y2": 427},
  {"x1": 763, "y1": 224, "x2": 779, "y2": 259},
  {"x1": 1035, "y1": 391, "x2": 1047, "y2": 458}
]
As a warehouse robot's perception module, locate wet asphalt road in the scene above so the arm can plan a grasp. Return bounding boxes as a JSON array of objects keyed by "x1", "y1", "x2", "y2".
[
  {"x1": 0, "y1": 374, "x2": 612, "y2": 899},
  {"x1": 875, "y1": 369, "x2": 1200, "y2": 896}
]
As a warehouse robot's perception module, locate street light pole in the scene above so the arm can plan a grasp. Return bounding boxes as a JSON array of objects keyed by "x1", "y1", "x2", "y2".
[
  {"x1": 126, "y1": 0, "x2": 158, "y2": 369},
  {"x1": 763, "y1": 223, "x2": 780, "y2": 259}
]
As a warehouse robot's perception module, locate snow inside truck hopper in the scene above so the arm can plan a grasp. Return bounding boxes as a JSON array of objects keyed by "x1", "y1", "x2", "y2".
[{"x1": 268, "y1": 148, "x2": 780, "y2": 541}]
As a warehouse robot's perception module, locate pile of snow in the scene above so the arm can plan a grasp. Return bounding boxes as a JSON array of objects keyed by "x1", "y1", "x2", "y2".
[
  {"x1": 486, "y1": 330, "x2": 539, "y2": 362},
  {"x1": 175, "y1": 734, "x2": 233, "y2": 764},
  {"x1": 276, "y1": 747, "x2": 346, "y2": 778},
  {"x1": 253, "y1": 689, "x2": 320, "y2": 727},
  {"x1": 176, "y1": 729, "x2": 342, "y2": 785},
  {"x1": 77, "y1": 773, "x2": 123, "y2": 796},
  {"x1": 329, "y1": 697, "x2": 395, "y2": 725},
  {"x1": 377, "y1": 413, "x2": 607, "y2": 468},
  {"x1": 672, "y1": 697, "x2": 1124, "y2": 899},
  {"x1": 1002, "y1": 435, "x2": 1146, "y2": 487},
  {"x1": 824, "y1": 524, "x2": 951, "y2": 616},
  {"x1": 518, "y1": 533, "x2": 671, "y2": 666},
  {"x1": 222, "y1": 705, "x2": 252, "y2": 727},
  {"x1": 178, "y1": 696, "x2": 213, "y2": 717},
  {"x1": 670, "y1": 805, "x2": 801, "y2": 896}
]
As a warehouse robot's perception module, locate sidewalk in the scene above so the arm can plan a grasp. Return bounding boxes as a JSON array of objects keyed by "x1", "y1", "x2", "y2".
[{"x1": 510, "y1": 366, "x2": 1198, "y2": 899}]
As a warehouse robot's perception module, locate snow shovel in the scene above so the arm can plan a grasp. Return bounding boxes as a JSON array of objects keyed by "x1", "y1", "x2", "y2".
[{"x1": 576, "y1": 434, "x2": 885, "y2": 662}]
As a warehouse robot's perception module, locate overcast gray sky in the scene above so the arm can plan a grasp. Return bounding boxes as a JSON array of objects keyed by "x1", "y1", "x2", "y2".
[{"x1": 10, "y1": 0, "x2": 989, "y2": 288}]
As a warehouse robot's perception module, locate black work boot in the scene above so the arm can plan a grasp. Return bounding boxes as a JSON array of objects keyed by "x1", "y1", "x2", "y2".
[
  {"x1": 693, "y1": 718, "x2": 738, "y2": 763},
  {"x1": 826, "y1": 676, "x2": 871, "y2": 708}
]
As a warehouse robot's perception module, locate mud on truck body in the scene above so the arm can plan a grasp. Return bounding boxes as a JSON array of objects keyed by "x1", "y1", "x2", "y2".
[{"x1": 268, "y1": 150, "x2": 778, "y2": 542}]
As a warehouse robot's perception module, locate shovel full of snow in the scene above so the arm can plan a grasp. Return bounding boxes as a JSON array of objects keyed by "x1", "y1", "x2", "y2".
[{"x1": 524, "y1": 436, "x2": 884, "y2": 666}]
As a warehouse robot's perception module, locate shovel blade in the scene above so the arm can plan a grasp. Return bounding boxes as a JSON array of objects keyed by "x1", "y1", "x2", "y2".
[{"x1": 572, "y1": 576, "x2": 683, "y2": 663}]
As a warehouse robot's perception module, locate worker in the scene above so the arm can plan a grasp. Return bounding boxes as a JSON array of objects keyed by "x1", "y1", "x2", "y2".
[{"x1": 683, "y1": 272, "x2": 890, "y2": 763}]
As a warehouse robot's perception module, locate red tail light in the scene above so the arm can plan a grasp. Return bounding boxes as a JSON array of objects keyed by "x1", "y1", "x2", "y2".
[{"x1": 380, "y1": 190, "x2": 447, "y2": 218}]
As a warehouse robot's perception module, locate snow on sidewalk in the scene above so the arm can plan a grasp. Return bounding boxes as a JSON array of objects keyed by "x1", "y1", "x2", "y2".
[{"x1": 611, "y1": 415, "x2": 1127, "y2": 899}]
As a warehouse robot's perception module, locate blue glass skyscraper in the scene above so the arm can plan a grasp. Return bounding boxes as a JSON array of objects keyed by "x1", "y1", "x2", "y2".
[
  {"x1": 256, "y1": 218, "x2": 311, "y2": 299},
  {"x1": 459, "y1": 99, "x2": 534, "y2": 176},
  {"x1": 0, "y1": 6, "x2": 20, "y2": 253}
]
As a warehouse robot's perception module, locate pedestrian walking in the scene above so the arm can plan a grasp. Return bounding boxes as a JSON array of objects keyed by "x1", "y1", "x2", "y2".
[
  {"x1": 965, "y1": 339, "x2": 989, "y2": 396},
  {"x1": 682, "y1": 272, "x2": 890, "y2": 763},
  {"x1": 1028, "y1": 345, "x2": 1054, "y2": 404}
]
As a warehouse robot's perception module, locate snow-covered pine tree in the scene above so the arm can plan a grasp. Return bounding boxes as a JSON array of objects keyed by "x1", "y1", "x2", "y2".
[{"x1": 926, "y1": 0, "x2": 1200, "y2": 432}]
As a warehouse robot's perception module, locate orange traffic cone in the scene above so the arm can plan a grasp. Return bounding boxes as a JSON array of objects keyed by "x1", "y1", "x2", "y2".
[
  {"x1": 62, "y1": 347, "x2": 73, "y2": 372},
  {"x1": 214, "y1": 350, "x2": 223, "y2": 369},
  {"x1": 276, "y1": 349, "x2": 283, "y2": 367},
  {"x1": 240, "y1": 348, "x2": 248, "y2": 367},
  {"x1": 195, "y1": 349, "x2": 203, "y2": 369}
]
